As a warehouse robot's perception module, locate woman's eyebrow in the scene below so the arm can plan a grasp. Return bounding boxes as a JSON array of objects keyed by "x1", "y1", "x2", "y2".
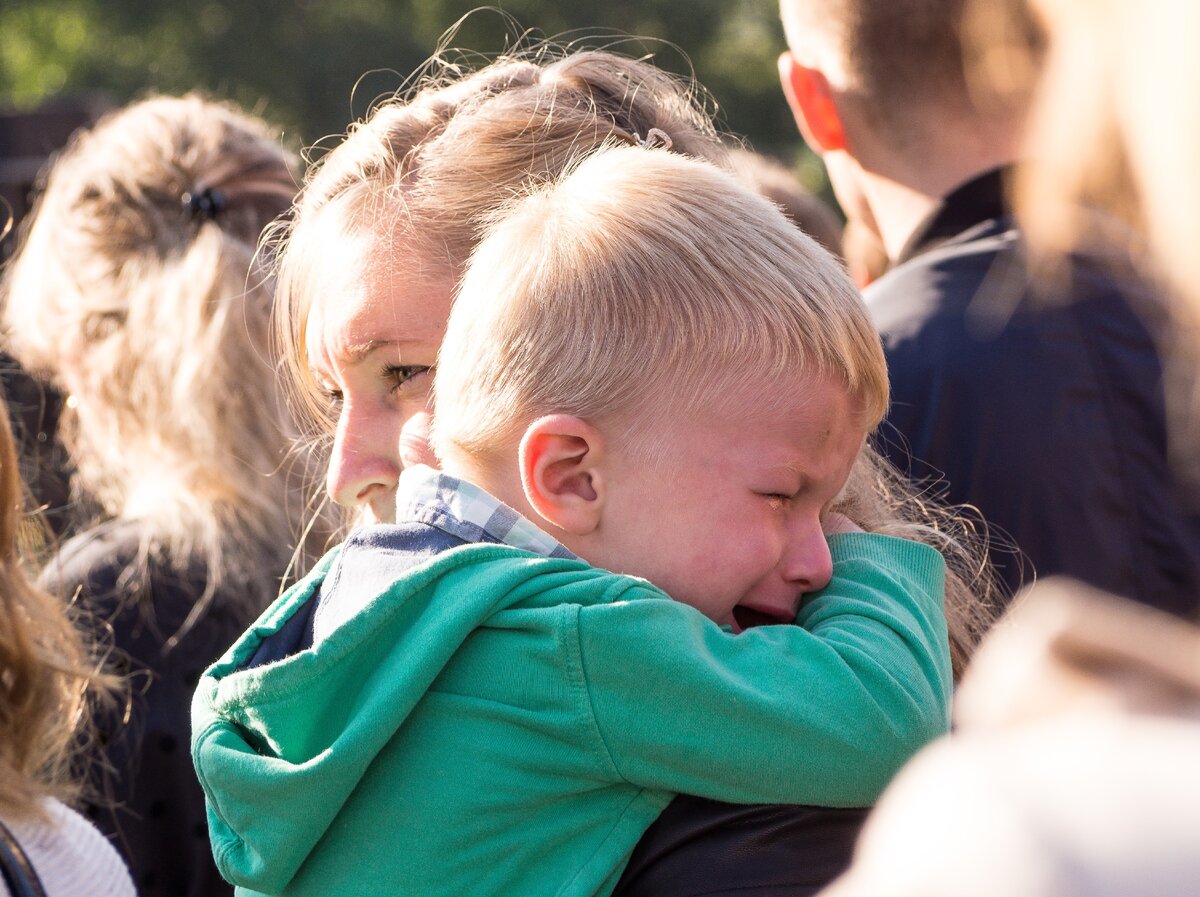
[{"x1": 337, "y1": 338, "x2": 419, "y2": 364}]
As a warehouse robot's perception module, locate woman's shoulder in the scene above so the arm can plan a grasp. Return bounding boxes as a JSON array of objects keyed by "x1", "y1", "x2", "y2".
[
  {"x1": 38, "y1": 518, "x2": 248, "y2": 658},
  {"x1": 39, "y1": 519, "x2": 145, "y2": 596},
  {"x1": 2, "y1": 799, "x2": 136, "y2": 897}
]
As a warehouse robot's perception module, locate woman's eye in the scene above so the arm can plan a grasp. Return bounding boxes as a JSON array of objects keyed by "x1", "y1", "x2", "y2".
[
  {"x1": 316, "y1": 381, "x2": 343, "y2": 405},
  {"x1": 383, "y1": 364, "x2": 432, "y2": 392},
  {"x1": 762, "y1": 493, "x2": 791, "y2": 511}
]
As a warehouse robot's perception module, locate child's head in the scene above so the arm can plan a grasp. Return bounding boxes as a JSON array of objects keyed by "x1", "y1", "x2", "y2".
[{"x1": 433, "y1": 145, "x2": 887, "y2": 627}]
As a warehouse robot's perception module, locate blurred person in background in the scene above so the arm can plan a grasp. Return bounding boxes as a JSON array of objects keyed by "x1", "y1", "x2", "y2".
[
  {"x1": 819, "y1": 579, "x2": 1200, "y2": 897},
  {"x1": 794, "y1": 0, "x2": 1200, "y2": 892},
  {"x1": 777, "y1": 0, "x2": 1200, "y2": 616},
  {"x1": 0, "y1": 391, "x2": 134, "y2": 897},
  {"x1": 1, "y1": 94, "x2": 321, "y2": 897}
]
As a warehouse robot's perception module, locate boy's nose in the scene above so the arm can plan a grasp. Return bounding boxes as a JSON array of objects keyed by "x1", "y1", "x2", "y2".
[{"x1": 781, "y1": 521, "x2": 835, "y2": 597}]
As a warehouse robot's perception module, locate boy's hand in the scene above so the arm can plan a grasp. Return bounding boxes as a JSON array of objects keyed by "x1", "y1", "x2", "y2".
[{"x1": 823, "y1": 511, "x2": 865, "y2": 535}]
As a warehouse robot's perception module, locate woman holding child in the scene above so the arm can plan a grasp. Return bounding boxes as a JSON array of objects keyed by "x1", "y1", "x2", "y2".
[{"x1": 199, "y1": 49, "x2": 997, "y2": 896}]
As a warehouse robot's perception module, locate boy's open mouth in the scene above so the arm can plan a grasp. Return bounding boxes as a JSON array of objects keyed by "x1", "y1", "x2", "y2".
[{"x1": 732, "y1": 605, "x2": 783, "y2": 631}]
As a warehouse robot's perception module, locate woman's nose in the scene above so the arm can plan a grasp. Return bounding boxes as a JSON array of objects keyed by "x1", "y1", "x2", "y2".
[{"x1": 326, "y1": 402, "x2": 402, "y2": 521}]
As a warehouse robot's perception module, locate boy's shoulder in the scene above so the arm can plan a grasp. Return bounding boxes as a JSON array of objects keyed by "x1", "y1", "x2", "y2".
[{"x1": 286, "y1": 521, "x2": 663, "y2": 648}]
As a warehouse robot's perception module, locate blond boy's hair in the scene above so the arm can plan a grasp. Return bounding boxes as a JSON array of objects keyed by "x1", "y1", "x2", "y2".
[{"x1": 433, "y1": 145, "x2": 887, "y2": 465}]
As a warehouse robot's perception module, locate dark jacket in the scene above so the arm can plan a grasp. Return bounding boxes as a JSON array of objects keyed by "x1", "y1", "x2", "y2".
[
  {"x1": 614, "y1": 797, "x2": 866, "y2": 897},
  {"x1": 868, "y1": 168, "x2": 1200, "y2": 615},
  {"x1": 41, "y1": 519, "x2": 249, "y2": 897}
]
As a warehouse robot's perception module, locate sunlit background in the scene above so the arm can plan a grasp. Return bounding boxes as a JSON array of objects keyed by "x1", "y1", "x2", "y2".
[{"x1": 0, "y1": 2, "x2": 830, "y2": 226}]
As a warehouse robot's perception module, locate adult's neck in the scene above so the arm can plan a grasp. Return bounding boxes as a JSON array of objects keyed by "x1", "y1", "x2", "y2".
[{"x1": 841, "y1": 119, "x2": 1019, "y2": 262}]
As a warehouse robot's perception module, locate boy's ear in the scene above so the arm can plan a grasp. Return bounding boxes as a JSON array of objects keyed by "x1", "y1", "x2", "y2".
[
  {"x1": 519, "y1": 415, "x2": 605, "y2": 535},
  {"x1": 778, "y1": 52, "x2": 848, "y2": 154}
]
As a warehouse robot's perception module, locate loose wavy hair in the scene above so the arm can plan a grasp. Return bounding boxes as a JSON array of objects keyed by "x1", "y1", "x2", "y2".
[
  {"x1": 0, "y1": 394, "x2": 115, "y2": 820},
  {"x1": 2, "y1": 94, "x2": 317, "y2": 626}
]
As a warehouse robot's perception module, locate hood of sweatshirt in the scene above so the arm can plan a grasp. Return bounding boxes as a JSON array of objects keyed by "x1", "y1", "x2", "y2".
[{"x1": 191, "y1": 530, "x2": 601, "y2": 894}]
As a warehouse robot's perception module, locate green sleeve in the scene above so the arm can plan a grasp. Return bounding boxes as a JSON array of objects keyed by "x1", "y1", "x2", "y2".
[{"x1": 574, "y1": 532, "x2": 951, "y2": 808}]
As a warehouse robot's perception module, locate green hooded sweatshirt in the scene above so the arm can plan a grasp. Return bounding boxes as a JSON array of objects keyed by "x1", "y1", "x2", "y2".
[{"x1": 192, "y1": 530, "x2": 950, "y2": 897}]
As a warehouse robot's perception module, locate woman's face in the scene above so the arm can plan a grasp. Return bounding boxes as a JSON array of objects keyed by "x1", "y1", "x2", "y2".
[{"x1": 304, "y1": 229, "x2": 454, "y2": 524}]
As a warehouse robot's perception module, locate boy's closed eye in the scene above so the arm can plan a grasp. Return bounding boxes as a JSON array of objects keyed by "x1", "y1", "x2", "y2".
[{"x1": 761, "y1": 492, "x2": 794, "y2": 511}]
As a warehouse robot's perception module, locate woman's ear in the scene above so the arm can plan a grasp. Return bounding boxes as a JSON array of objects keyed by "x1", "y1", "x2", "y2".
[{"x1": 519, "y1": 415, "x2": 605, "y2": 535}]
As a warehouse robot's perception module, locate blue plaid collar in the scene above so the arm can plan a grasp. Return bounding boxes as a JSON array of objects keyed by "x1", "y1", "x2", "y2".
[{"x1": 396, "y1": 465, "x2": 576, "y2": 560}]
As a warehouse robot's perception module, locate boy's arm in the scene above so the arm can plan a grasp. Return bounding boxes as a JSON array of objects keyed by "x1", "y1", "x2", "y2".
[{"x1": 574, "y1": 532, "x2": 951, "y2": 808}]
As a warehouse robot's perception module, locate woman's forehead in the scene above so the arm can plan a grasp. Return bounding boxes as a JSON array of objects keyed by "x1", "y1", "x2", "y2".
[{"x1": 304, "y1": 235, "x2": 454, "y2": 366}]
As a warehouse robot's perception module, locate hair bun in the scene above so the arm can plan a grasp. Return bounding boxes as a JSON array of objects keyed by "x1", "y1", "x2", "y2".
[{"x1": 183, "y1": 187, "x2": 226, "y2": 222}]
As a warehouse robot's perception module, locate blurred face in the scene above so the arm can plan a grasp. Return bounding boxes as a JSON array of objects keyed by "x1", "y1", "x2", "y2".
[
  {"x1": 305, "y1": 228, "x2": 454, "y2": 524},
  {"x1": 579, "y1": 374, "x2": 866, "y2": 629}
]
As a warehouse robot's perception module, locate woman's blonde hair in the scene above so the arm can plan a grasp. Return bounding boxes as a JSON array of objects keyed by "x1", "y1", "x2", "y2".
[
  {"x1": 2, "y1": 94, "x2": 311, "y2": 624},
  {"x1": 438, "y1": 145, "x2": 997, "y2": 675},
  {"x1": 0, "y1": 395, "x2": 114, "y2": 819},
  {"x1": 272, "y1": 48, "x2": 729, "y2": 442}
]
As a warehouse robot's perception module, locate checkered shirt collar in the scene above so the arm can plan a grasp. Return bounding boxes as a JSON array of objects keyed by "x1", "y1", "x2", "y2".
[{"x1": 396, "y1": 465, "x2": 576, "y2": 560}]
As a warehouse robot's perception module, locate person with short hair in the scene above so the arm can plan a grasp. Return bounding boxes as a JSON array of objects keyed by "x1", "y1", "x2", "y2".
[
  {"x1": 778, "y1": 0, "x2": 1200, "y2": 615},
  {"x1": 193, "y1": 145, "x2": 957, "y2": 897}
]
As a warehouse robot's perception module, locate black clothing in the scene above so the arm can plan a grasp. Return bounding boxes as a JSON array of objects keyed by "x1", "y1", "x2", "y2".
[
  {"x1": 615, "y1": 797, "x2": 867, "y2": 897},
  {"x1": 0, "y1": 353, "x2": 72, "y2": 536},
  {"x1": 41, "y1": 520, "x2": 249, "y2": 897},
  {"x1": 869, "y1": 168, "x2": 1200, "y2": 615}
]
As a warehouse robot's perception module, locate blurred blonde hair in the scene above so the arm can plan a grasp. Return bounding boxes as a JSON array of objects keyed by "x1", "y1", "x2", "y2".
[
  {"x1": 436, "y1": 146, "x2": 997, "y2": 673},
  {"x1": 0, "y1": 394, "x2": 114, "y2": 820},
  {"x1": 1013, "y1": 0, "x2": 1195, "y2": 303},
  {"x1": 2, "y1": 94, "x2": 312, "y2": 624},
  {"x1": 963, "y1": 0, "x2": 1200, "y2": 489}
]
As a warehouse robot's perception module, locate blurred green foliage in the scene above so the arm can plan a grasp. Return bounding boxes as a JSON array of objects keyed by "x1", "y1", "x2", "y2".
[{"x1": 0, "y1": 0, "x2": 828, "y2": 193}]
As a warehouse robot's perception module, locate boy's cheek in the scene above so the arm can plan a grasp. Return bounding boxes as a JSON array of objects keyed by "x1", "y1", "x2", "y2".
[{"x1": 399, "y1": 411, "x2": 438, "y2": 469}]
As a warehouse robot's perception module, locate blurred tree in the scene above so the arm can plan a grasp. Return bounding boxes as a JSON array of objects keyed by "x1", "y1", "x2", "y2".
[{"x1": 0, "y1": 1, "x2": 818, "y2": 161}]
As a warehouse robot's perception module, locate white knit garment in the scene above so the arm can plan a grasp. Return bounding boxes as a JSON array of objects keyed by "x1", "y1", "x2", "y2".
[{"x1": 1, "y1": 799, "x2": 135, "y2": 897}]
